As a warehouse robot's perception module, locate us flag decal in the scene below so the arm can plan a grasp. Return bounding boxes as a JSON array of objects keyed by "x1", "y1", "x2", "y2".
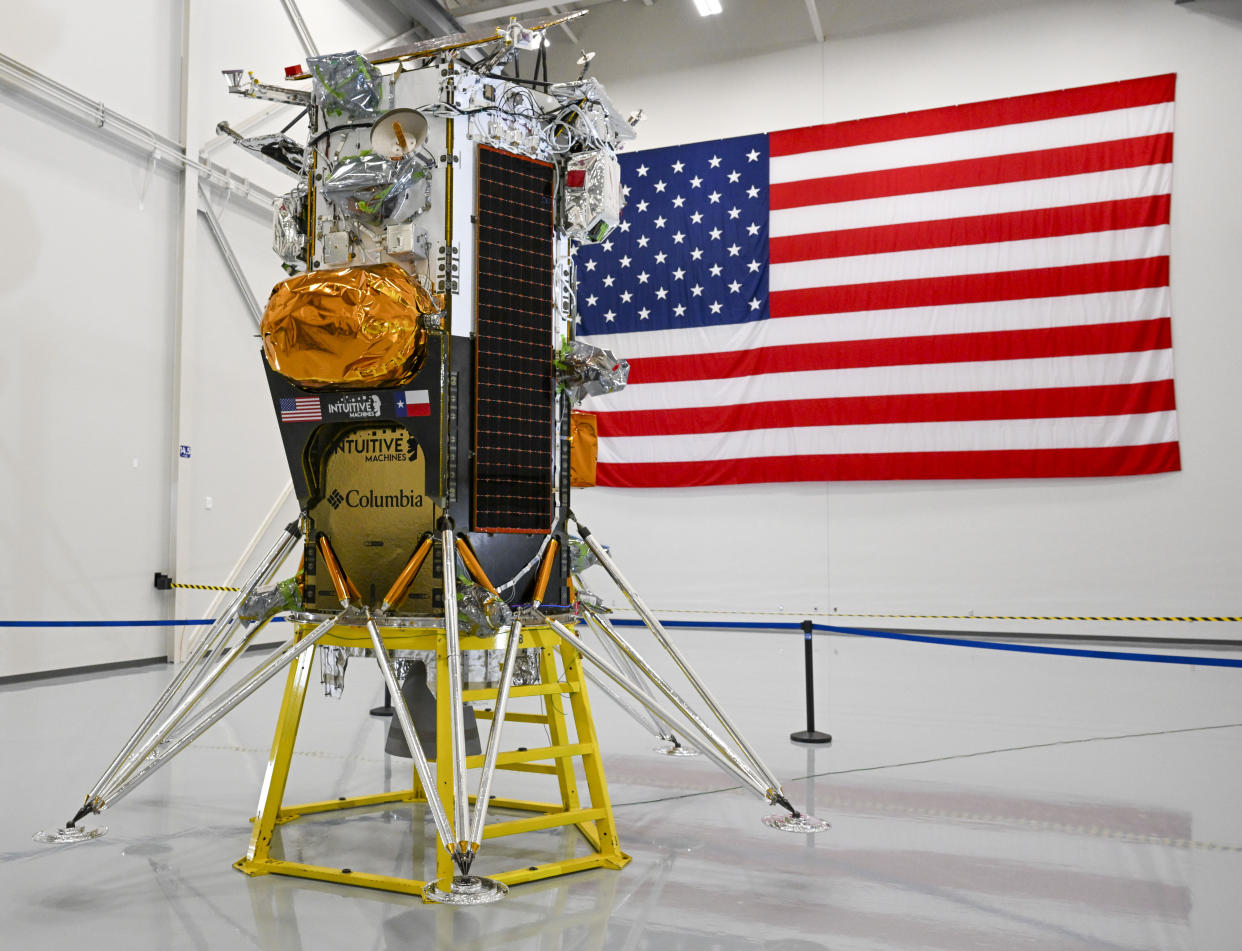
[{"x1": 279, "y1": 397, "x2": 322, "y2": 423}]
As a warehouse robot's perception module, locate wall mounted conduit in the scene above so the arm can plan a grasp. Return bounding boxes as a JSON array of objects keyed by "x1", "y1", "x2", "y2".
[{"x1": 0, "y1": 53, "x2": 276, "y2": 211}]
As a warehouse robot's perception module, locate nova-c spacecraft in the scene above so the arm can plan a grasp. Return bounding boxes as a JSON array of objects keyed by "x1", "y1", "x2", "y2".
[{"x1": 38, "y1": 13, "x2": 827, "y2": 905}]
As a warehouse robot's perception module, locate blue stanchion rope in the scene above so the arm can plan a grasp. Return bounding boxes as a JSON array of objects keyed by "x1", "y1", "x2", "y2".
[
  {"x1": 3, "y1": 615, "x2": 1239, "y2": 667},
  {"x1": 608, "y1": 617, "x2": 1242, "y2": 669}
]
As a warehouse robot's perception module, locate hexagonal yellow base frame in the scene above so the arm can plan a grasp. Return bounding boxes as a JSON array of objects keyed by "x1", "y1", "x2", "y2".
[{"x1": 233, "y1": 621, "x2": 629, "y2": 897}]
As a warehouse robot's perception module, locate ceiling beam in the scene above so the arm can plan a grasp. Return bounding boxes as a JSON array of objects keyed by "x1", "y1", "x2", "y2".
[
  {"x1": 457, "y1": 0, "x2": 617, "y2": 26},
  {"x1": 548, "y1": 4, "x2": 580, "y2": 43},
  {"x1": 805, "y1": 0, "x2": 824, "y2": 43},
  {"x1": 276, "y1": 0, "x2": 321, "y2": 57},
  {"x1": 388, "y1": 0, "x2": 466, "y2": 35}
]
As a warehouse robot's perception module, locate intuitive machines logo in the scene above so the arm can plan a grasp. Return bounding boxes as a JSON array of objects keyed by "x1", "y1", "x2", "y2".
[
  {"x1": 337, "y1": 433, "x2": 419, "y2": 463},
  {"x1": 325, "y1": 394, "x2": 383, "y2": 419}
]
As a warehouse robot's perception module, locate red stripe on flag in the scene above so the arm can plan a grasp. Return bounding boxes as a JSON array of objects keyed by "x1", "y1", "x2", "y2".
[
  {"x1": 770, "y1": 134, "x2": 1173, "y2": 210},
  {"x1": 771, "y1": 195, "x2": 1171, "y2": 263},
  {"x1": 596, "y1": 442, "x2": 1181, "y2": 487},
  {"x1": 770, "y1": 257, "x2": 1169, "y2": 318},
  {"x1": 596, "y1": 381, "x2": 1178, "y2": 438},
  {"x1": 769, "y1": 74, "x2": 1176, "y2": 157},
  {"x1": 628, "y1": 318, "x2": 1171, "y2": 385}
]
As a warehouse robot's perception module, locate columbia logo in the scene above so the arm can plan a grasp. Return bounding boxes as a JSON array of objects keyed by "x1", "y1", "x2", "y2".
[{"x1": 327, "y1": 490, "x2": 344, "y2": 509}]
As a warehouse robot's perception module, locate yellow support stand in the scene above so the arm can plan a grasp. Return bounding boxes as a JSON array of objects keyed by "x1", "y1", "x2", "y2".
[{"x1": 233, "y1": 619, "x2": 630, "y2": 897}]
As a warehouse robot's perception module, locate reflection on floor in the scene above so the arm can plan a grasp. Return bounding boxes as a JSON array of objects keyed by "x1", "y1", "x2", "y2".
[{"x1": 2, "y1": 627, "x2": 1240, "y2": 950}]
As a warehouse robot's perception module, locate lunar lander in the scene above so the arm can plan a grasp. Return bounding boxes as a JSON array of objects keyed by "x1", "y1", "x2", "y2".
[{"x1": 38, "y1": 13, "x2": 826, "y2": 904}]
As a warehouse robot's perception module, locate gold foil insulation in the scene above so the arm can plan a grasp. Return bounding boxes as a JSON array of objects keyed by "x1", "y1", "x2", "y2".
[
  {"x1": 569, "y1": 411, "x2": 598, "y2": 487},
  {"x1": 262, "y1": 264, "x2": 443, "y2": 389}
]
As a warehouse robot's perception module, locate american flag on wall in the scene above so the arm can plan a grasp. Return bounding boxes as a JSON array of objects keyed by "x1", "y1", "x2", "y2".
[{"x1": 574, "y1": 74, "x2": 1180, "y2": 487}]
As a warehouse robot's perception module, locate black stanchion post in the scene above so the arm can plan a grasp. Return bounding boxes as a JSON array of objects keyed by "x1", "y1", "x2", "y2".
[
  {"x1": 370, "y1": 685, "x2": 394, "y2": 718},
  {"x1": 790, "y1": 619, "x2": 831, "y2": 744}
]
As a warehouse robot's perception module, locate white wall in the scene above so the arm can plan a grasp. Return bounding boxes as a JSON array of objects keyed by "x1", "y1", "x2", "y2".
[
  {"x1": 3, "y1": 0, "x2": 1238, "y2": 680},
  {"x1": 0, "y1": 0, "x2": 406, "y2": 677},
  {"x1": 0, "y1": 1, "x2": 182, "y2": 674},
  {"x1": 565, "y1": 0, "x2": 1242, "y2": 640}
]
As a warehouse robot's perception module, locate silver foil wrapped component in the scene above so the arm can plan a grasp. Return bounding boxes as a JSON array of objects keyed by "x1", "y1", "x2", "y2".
[
  {"x1": 319, "y1": 645, "x2": 349, "y2": 698},
  {"x1": 238, "y1": 585, "x2": 285, "y2": 625},
  {"x1": 307, "y1": 51, "x2": 383, "y2": 119},
  {"x1": 547, "y1": 79, "x2": 636, "y2": 148},
  {"x1": 511, "y1": 648, "x2": 541, "y2": 687},
  {"x1": 570, "y1": 568, "x2": 611, "y2": 613},
  {"x1": 323, "y1": 152, "x2": 433, "y2": 222},
  {"x1": 389, "y1": 644, "x2": 540, "y2": 707},
  {"x1": 464, "y1": 649, "x2": 501, "y2": 685},
  {"x1": 238, "y1": 578, "x2": 302, "y2": 624},
  {"x1": 562, "y1": 150, "x2": 621, "y2": 242},
  {"x1": 458, "y1": 583, "x2": 515, "y2": 636},
  {"x1": 467, "y1": 646, "x2": 541, "y2": 689},
  {"x1": 569, "y1": 536, "x2": 599, "y2": 574},
  {"x1": 575, "y1": 586, "x2": 610, "y2": 615},
  {"x1": 556, "y1": 339, "x2": 629, "y2": 403},
  {"x1": 233, "y1": 133, "x2": 306, "y2": 176},
  {"x1": 272, "y1": 185, "x2": 307, "y2": 263}
]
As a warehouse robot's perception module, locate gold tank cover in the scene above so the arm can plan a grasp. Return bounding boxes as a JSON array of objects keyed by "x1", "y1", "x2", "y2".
[{"x1": 261, "y1": 264, "x2": 442, "y2": 389}]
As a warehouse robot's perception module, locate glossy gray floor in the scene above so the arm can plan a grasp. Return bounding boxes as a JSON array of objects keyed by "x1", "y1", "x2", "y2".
[{"x1": 3, "y1": 627, "x2": 1241, "y2": 950}]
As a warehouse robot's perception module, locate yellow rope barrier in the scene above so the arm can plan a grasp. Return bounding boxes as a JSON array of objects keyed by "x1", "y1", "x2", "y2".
[
  {"x1": 159, "y1": 584, "x2": 1242, "y2": 622},
  {"x1": 643, "y1": 609, "x2": 1242, "y2": 623}
]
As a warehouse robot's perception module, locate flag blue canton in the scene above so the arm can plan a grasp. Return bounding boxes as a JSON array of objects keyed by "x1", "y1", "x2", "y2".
[{"x1": 574, "y1": 133, "x2": 769, "y2": 336}]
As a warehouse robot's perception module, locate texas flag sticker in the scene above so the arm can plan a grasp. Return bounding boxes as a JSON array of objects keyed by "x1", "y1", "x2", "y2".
[{"x1": 397, "y1": 389, "x2": 431, "y2": 417}]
